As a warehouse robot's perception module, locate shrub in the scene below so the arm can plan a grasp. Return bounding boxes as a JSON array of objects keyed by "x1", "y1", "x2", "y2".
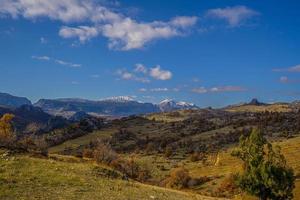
[
  {"x1": 164, "y1": 167, "x2": 191, "y2": 189},
  {"x1": 82, "y1": 148, "x2": 94, "y2": 158},
  {"x1": 164, "y1": 146, "x2": 173, "y2": 157},
  {"x1": 93, "y1": 140, "x2": 117, "y2": 164},
  {"x1": 110, "y1": 156, "x2": 150, "y2": 181},
  {"x1": 216, "y1": 174, "x2": 240, "y2": 197}
]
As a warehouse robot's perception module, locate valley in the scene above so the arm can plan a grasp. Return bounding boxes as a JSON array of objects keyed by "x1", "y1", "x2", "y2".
[{"x1": 1, "y1": 93, "x2": 300, "y2": 199}]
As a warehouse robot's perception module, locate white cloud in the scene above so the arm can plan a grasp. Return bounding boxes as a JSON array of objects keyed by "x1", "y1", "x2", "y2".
[
  {"x1": 31, "y1": 55, "x2": 50, "y2": 61},
  {"x1": 279, "y1": 76, "x2": 289, "y2": 83},
  {"x1": 206, "y1": 6, "x2": 259, "y2": 27},
  {"x1": 134, "y1": 63, "x2": 147, "y2": 74},
  {"x1": 117, "y1": 64, "x2": 172, "y2": 82},
  {"x1": 139, "y1": 87, "x2": 179, "y2": 92},
  {"x1": 192, "y1": 86, "x2": 246, "y2": 94},
  {"x1": 0, "y1": 0, "x2": 120, "y2": 23},
  {"x1": 150, "y1": 88, "x2": 169, "y2": 92},
  {"x1": 117, "y1": 69, "x2": 150, "y2": 83},
  {"x1": 0, "y1": 0, "x2": 197, "y2": 50},
  {"x1": 100, "y1": 17, "x2": 197, "y2": 50},
  {"x1": 149, "y1": 66, "x2": 172, "y2": 80},
  {"x1": 210, "y1": 86, "x2": 246, "y2": 92},
  {"x1": 278, "y1": 76, "x2": 300, "y2": 84},
  {"x1": 40, "y1": 37, "x2": 47, "y2": 44},
  {"x1": 273, "y1": 64, "x2": 300, "y2": 73},
  {"x1": 59, "y1": 26, "x2": 99, "y2": 43},
  {"x1": 192, "y1": 87, "x2": 207, "y2": 94},
  {"x1": 31, "y1": 55, "x2": 81, "y2": 68},
  {"x1": 170, "y1": 16, "x2": 198, "y2": 28},
  {"x1": 55, "y1": 59, "x2": 81, "y2": 68}
]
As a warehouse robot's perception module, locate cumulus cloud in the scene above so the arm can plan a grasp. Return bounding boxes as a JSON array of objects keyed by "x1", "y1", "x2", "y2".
[
  {"x1": 192, "y1": 86, "x2": 246, "y2": 94},
  {"x1": 100, "y1": 16, "x2": 197, "y2": 50},
  {"x1": 0, "y1": 0, "x2": 120, "y2": 23},
  {"x1": 0, "y1": 0, "x2": 198, "y2": 50},
  {"x1": 31, "y1": 55, "x2": 81, "y2": 68},
  {"x1": 206, "y1": 6, "x2": 259, "y2": 27},
  {"x1": 117, "y1": 64, "x2": 172, "y2": 82},
  {"x1": 149, "y1": 66, "x2": 172, "y2": 80},
  {"x1": 273, "y1": 64, "x2": 300, "y2": 73},
  {"x1": 116, "y1": 69, "x2": 150, "y2": 83}
]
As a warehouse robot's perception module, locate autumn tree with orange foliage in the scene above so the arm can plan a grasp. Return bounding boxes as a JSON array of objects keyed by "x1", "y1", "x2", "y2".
[{"x1": 0, "y1": 113, "x2": 15, "y2": 148}]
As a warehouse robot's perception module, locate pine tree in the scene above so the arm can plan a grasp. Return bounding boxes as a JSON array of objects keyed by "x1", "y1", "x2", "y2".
[{"x1": 232, "y1": 128, "x2": 295, "y2": 200}]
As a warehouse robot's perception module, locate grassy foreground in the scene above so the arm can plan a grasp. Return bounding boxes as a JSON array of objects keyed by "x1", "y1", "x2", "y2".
[{"x1": 0, "y1": 152, "x2": 226, "y2": 200}]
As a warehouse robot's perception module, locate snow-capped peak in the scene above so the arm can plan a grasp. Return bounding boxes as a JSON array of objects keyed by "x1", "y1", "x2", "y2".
[
  {"x1": 158, "y1": 99, "x2": 198, "y2": 112},
  {"x1": 177, "y1": 101, "x2": 195, "y2": 107},
  {"x1": 159, "y1": 99, "x2": 176, "y2": 104}
]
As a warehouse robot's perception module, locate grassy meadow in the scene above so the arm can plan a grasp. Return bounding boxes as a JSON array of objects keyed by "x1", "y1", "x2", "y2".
[{"x1": 0, "y1": 150, "x2": 226, "y2": 200}]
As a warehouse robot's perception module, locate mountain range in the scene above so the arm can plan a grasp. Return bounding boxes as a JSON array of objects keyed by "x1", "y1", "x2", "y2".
[{"x1": 0, "y1": 92, "x2": 199, "y2": 118}]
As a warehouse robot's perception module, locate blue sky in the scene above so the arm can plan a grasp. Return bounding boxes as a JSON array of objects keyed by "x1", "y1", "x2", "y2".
[{"x1": 0, "y1": 0, "x2": 300, "y2": 107}]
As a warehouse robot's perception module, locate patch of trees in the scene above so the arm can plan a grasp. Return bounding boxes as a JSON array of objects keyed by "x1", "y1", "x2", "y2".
[{"x1": 44, "y1": 117, "x2": 103, "y2": 147}]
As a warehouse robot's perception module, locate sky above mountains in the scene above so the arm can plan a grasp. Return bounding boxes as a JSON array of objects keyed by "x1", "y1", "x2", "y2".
[{"x1": 0, "y1": 0, "x2": 300, "y2": 107}]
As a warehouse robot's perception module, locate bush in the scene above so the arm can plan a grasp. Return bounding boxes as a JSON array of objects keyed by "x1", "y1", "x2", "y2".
[
  {"x1": 164, "y1": 167, "x2": 191, "y2": 189},
  {"x1": 93, "y1": 140, "x2": 117, "y2": 164},
  {"x1": 216, "y1": 174, "x2": 240, "y2": 197},
  {"x1": 164, "y1": 146, "x2": 173, "y2": 157},
  {"x1": 110, "y1": 156, "x2": 150, "y2": 181},
  {"x1": 82, "y1": 148, "x2": 94, "y2": 158}
]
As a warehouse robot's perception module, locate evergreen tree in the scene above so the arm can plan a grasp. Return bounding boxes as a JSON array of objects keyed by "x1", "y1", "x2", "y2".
[{"x1": 232, "y1": 128, "x2": 295, "y2": 200}]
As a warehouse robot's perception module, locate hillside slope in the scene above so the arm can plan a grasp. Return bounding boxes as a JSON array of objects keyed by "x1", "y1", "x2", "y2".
[{"x1": 0, "y1": 152, "x2": 226, "y2": 200}]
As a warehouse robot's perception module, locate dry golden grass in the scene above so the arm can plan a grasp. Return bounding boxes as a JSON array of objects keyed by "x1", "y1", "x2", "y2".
[
  {"x1": 0, "y1": 151, "x2": 227, "y2": 200},
  {"x1": 226, "y1": 104, "x2": 292, "y2": 113}
]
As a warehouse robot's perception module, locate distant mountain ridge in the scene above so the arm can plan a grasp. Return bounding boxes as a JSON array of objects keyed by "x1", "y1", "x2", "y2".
[
  {"x1": 0, "y1": 92, "x2": 31, "y2": 108},
  {"x1": 34, "y1": 97, "x2": 199, "y2": 117},
  {"x1": 34, "y1": 98, "x2": 160, "y2": 117},
  {"x1": 0, "y1": 104, "x2": 68, "y2": 134}
]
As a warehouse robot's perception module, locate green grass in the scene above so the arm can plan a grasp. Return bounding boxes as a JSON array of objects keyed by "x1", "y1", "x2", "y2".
[
  {"x1": 0, "y1": 152, "x2": 226, "y2": 200},
  {"x1": 49, "y1": 128, "x2": 116, "y2": 153}
]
